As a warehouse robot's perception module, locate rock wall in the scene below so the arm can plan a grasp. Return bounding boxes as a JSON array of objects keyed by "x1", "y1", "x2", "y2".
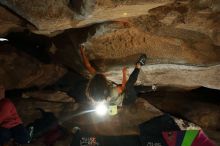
[
  {"x1": 0, "y1": 44, "x2": 66, "y2": 89},
  {"x1": 0, "y1": 0, "x2": 173, "y2": 33}
]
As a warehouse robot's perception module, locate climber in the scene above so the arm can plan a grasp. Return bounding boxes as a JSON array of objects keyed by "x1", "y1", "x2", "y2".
[
  {"x1": 0, "y1": 85, "x2": 33, "y2": 146},
  {"x1": 80, "y1": 45, "x2": 155, "y2": 109}
]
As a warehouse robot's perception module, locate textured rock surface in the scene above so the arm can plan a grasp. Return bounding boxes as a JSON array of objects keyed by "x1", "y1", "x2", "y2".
[
  {"x1": 79, "y1": 20, "x2": 220, "y2": 89},
  {"x1": 0, "y1": 0, "x2": 219, "y2": 90},
  {"x1": 22, "y1": 90, "x2": 75, "y2": 103},
  {"x1": 85, "y1": 26, "x2": 220, "y2": 64},
  {"x1": 0, "y1": 6, "x2": 25, "y2": 35},
  {"x1": 0, "y1": 44, "x2": 66, "y2": 89},
  {"x1": 0, "y1": 0, "x2": 173, "y2": 33},
  {"x1": 143, "y1": 88, "x2": 220, "y2": 130},
  {"x1": 0, "y1": 0, "x2": 75, "y2": 32},
  {"x1": 102, "y1": 64, "x2": 220, "y2": 90}
]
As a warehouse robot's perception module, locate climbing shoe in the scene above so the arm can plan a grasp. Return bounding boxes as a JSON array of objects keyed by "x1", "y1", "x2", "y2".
[{"x1": 136, "y1": 54, "x2": 147, "y2": 66}]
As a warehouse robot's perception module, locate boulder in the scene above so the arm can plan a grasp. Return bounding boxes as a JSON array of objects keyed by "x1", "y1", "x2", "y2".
[{"x1": 0, "y1": 44, "x2": 66, "y2": 89}]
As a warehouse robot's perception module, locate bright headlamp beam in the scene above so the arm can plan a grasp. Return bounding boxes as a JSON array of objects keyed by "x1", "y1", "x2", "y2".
[
  {"x1": 95, "y1": 102, "x2": 108, "y2": 116},
  {"x1": 0, "y1": 38, "x2": 8, "y2": 41}
]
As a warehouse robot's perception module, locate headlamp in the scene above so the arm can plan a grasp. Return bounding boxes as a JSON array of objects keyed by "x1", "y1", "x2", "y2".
[
  {"x1": 95, "y1": 102, "x2": 108, "y2": 116},
  {"x1": 94, "y1": 101, "x2": 118, "y2": 116}
]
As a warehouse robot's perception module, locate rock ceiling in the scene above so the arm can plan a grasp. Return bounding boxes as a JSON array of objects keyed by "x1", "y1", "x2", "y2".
[{"x1": 1, "y1": 0, "x2": 219, "y2": 90}]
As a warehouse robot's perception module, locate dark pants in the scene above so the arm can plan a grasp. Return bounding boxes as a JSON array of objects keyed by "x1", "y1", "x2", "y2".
[
  {"x1": 42, "y1": 125, "x2": 66, "y2": 146},
  {"x1": 123, "y1": 68, "x2": 140, "y2": 105},
  {"x1": 0, "y1": 124, "x2": 30, "y2": 146}
]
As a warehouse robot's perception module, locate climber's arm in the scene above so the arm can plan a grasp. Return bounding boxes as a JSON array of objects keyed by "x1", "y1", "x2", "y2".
[
  {"x1": 117, "y1": 67, "x2": 127, "y2": 94},
  {"x1": 80, "y1": 45, "x2": 96, "y2": 75}
]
